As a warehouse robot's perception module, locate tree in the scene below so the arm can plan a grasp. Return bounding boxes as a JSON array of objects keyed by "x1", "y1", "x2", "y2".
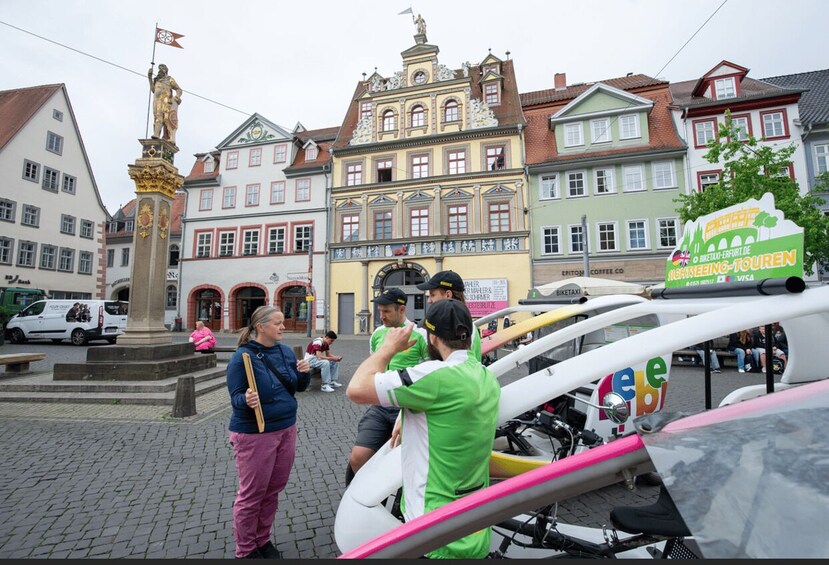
[{"x1": 675, "y1": 110, "x2": 829, "y2": 275}]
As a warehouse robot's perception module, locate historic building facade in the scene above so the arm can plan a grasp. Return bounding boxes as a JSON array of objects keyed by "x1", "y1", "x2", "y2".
[{"x1": 328, "y1": 28, "x2": 531, "y2": 334}]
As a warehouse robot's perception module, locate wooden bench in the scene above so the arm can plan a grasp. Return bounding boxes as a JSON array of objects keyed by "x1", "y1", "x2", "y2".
[{"x1": 0, "y1": 353, "x2": 46, "y2": 374}]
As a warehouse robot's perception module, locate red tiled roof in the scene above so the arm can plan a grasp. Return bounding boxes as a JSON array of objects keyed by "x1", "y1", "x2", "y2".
[
  {"x1": 669, "y1": 76, "x2": 802, "y2": 109},
  {"x1": 184, "y1": 151, "x2": 221, "y2": 182},
  {"x1": 520, "y1": 74, "x2": 667, "y2": 107},
  {"x1": 523, "y1": 84, "x2": 686, "y2": 166},
  {"x1": 0, "y1": 84, "x2": 62, "y2": 151},
  {"x1": 285, "y1": 126, "x2": 340, "y2": 171}
]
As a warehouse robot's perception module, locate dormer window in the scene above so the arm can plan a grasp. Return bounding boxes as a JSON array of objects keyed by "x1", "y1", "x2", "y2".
[
  {"x1": 203, "y1": 158, "x2": 215, "y2": 174},
  {"x1": 410, "y1": 105, "x2": 425, "y2": 128},
  {"x1": 714, "y1": 77, "x2": 736, "y2": 99},
  {"x1": 413, "y1": 71, "x2": 427, "y2": 85},
  {"x1": 306, "y1": 145, "x2": 318, "y2": 161},
  {"x1": 484, "y1": 83, "x2": 499, "y2": 106}
]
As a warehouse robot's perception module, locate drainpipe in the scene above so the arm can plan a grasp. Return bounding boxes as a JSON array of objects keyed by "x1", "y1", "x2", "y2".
[
  {"x1": 324, "y1": 154, "x2": 332, "y2": 332},
  {"x1": 681, "y1": 108, "x2": 693, "y2": 195}
]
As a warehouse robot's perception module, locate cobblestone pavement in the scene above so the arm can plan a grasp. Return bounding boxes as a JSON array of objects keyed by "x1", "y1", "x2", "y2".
[{"x1": 0, "y1": 333, "x2": 780, "y2": 559}]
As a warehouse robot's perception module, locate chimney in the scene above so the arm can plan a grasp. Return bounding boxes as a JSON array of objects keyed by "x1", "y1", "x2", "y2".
[{"x1": 554, "y1": 72, "x2": 567, "y2": 90}]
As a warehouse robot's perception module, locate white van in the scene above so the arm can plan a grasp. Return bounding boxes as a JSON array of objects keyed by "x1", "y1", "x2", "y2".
[{"x1": 5, "y1": 299, "x2": 129, "y2": 345}]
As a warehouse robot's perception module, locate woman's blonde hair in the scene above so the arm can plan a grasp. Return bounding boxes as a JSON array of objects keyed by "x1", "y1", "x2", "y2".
[{"x1": 237, "y1": 305, "x2": 280, "y2": 346}]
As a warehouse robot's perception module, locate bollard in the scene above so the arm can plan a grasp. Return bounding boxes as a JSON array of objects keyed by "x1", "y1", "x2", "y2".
[{"x1": 172, "y1": 375, "x2": 196, "y2": 418}]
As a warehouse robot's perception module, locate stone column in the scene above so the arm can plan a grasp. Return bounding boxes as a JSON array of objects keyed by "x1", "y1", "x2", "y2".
[
  {"x1": 356, "y1": 260, "x2": 371, "y2": 335},
  {"x1": 119, "y1": 138, "x2": 184, "y2": 345}
]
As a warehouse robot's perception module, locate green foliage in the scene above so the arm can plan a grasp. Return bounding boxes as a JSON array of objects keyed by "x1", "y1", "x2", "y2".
[{"x1": 675, "y1": 111, "x2": 829, "y2": 275}]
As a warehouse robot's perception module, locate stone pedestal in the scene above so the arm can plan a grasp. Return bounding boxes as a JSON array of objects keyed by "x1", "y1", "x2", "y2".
[{"x1": 53, "y1": 343, "x2": 216, "y2": 381}]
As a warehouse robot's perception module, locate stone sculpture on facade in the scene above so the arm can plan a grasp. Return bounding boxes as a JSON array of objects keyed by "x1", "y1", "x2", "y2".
[
  {"x1": 435, "y1": 64, "x2": 455, "y2": 81},
  {"x1": 469, "y1": 98, "x2": 499, "y2": 128},
  {"x1": 386, "y1": 71, "x2": 405, "y2": 90},
  {"x1": 350, "y1": 116, "x2": 375, "y2": 145}
]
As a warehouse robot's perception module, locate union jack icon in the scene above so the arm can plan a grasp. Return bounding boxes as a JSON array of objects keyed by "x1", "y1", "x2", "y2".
[{"x1": 679, "y1": 249, "x2": 690, "y2": 266}]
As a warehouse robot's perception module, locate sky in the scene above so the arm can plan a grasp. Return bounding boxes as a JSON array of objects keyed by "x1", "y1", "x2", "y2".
[{"x1": 1, "y1": 0, "x2": 826, "y2": 215}]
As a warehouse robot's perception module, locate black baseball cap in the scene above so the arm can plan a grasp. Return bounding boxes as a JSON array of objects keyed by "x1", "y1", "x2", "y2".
[
  {"x1": 421, "y1": 299, "x2": 473, "y2": 341},
  {"x1": 416, "y1": 270, "x2": 465, "y2": 292},
  {"x1": 372, "y1": 288, "x2": 408, "y2": 306}
]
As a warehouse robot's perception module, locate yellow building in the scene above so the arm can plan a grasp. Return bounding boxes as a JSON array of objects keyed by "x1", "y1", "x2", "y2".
[{"x1": 329, "y1": 28, "x2": 531, "y2": 334}]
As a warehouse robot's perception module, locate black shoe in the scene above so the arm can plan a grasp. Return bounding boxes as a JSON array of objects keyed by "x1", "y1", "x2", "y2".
[
  {"x1": 258, "y1": 541, "x2": 281, "y2": 559},
  {"x1": 239, "y1": 547, "x2": 263, "y2": 559}
]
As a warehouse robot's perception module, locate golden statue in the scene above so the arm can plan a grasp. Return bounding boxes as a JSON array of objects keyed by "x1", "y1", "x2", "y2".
[{"x1": 147, "y1": 64, "x2": 182, "y2": 145}]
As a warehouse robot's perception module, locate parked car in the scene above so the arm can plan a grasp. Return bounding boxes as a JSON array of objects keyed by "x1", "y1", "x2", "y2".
[{"x1": 5, "y1": 299, "x2": 129, "y2": 345}]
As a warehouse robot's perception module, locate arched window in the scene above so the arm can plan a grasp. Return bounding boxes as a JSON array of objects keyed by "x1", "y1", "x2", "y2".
[
  {"x1": 166, "y1": 285, "x2": 177, "y2": 308},
  {"x1": 410, "y1": 105, "x2": 425, "y2": 128},
  {"x1": 444, "y1": 99, "x2": 459, "y2": 122},
  {"x1": 382, "y1": 110, "x2": 396, "y2": 132}
]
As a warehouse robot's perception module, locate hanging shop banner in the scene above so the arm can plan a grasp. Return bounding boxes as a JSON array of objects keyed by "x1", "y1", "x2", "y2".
[
  {"x1": 465, "y1": 278, "x2": 509, "y2": 317},
  {"x1": 666, "y1": 192, "x2": 804, "y2": 288}
]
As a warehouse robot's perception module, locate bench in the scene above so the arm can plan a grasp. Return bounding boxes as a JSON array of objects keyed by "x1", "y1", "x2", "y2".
[
  {"x1": 671, "y1": 336, "x2": 738, "y2": 367},
  {"x1": 0, "y1": 353, "x2": 46, "y2": 374}
]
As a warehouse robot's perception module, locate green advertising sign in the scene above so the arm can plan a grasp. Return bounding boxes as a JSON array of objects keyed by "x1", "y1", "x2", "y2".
[{"x1": 666, "y1": 193, "x2": 804, "y2": 288}]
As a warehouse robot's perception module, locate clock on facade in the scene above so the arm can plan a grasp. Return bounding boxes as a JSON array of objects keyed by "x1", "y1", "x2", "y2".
[{"x1": 413, "y1": 71, "x2": 427, "y2": 85}]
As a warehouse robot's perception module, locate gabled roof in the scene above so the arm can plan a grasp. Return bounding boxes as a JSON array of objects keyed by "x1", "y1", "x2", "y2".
[
  {"x1": 691, "y1": 60, "x2": 750, "y2": 97},
  {"x1": 284, "y1": 126, "x2": 339, "y2": 173},
  {"x1": 184, "y1": 151, "x2": 221, "y2": 183},
  {"x1": 549, "y1": 82, "x2": 654, "y2": 123},
  {"x1": 216, "y1": 113, "x2": 292, "y2": 149},
  {"x1": 520, "y1": 74, "x2": 667, "y2": 107},
  {"x1": 0, "y1": 84, "x2": 62, "y2": 151},
  {"x1": 670, "y1": 77, "x2": 803, "y2": 110},
  {"x1": 761, "y1": 69, "x2": 829, "y2": 127}
]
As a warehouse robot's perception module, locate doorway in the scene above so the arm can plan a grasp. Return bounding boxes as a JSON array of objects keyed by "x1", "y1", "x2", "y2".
[
  {"x1": 281, "y1": 286, "x2": 308, "y2": 333},
  {"x1": 338, "y1": 293, "x2": 355, "y2": 335},
  {"x1": 234, "y1": 287, "x2": 266, "y2": 330},
  {"x1": 195, "y1": 289, "x2": 222, "y2": 331}
]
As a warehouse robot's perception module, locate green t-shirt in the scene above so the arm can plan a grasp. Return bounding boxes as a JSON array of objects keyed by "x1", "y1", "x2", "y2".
[
  {"x1": 369, "y1": 319, "x2": 428, "y2": 370},
  {"x1": 374, "y1": 349, "x2": 501, "y2": 559}
]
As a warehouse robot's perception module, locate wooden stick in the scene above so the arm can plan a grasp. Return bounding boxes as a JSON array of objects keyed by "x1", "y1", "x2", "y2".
[{"x1": 242, "y1": 352, "x2": 265, "y2": 433}]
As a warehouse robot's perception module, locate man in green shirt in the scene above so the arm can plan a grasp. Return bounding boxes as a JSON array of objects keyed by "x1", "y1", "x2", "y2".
[
  {"x1": 416, "y1": 270, "x2": 482, "y2": 360},
  {"x1": 347, "y1": 299, "x2": 500, "y2": 559}
]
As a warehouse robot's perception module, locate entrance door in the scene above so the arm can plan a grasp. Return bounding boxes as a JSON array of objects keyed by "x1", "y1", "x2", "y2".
[
  {"x1": 195, "y1": 289, "x2": 222, "y2": 331},
  {"x1": 338, "y1": 293, "x2": 355, "y2": 335},
  {"x1": 235, "y1": 287, "x2": 266, "y2": 330},
  {"x1": 281, "y1": 286, "x2": 307, "y2": 333}
]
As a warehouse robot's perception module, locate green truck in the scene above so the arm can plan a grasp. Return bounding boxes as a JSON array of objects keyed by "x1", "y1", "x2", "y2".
[{"x1": 0, "y1": 287, "x2": 48, "y2": 343}]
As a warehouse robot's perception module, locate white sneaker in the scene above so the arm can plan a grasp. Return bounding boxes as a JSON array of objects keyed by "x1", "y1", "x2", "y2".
[
  {"x1": 738, "y1": 368, "x2": 745, "y2": 373},
  {"x1": 330, "y1": 381, "x2": 343, "y2": 388},
  {"x1": 320, "y1": 385, "x2": 335, "y2": 393}
]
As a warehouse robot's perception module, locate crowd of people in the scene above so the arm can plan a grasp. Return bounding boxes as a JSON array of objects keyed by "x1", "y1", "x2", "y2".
[{"x1": 691, "y1": 324, "x2": 789, "y2": 374}]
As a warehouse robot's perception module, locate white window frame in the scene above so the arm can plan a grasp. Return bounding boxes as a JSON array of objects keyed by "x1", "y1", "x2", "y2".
[
  {"x1": 22, "y1": 205, "x2": 40, "y2": 227},
  {"x1": 732, "y1": 116, "x2": 750, "y2": 141},
  {"x1": 222, "y1": 186, "x2": 237, "y2": 209},
  {"x1": 60, "y1": 214, "x2": 76, "y2": 235},
  {"x1": 245, "y1": 183, "x2": 260, "y2": 207},
  {"x1": 594, "y1": 168, "x2": 615, "y2": 195},
  {"x1": 652, "y1": 161, "x2": 677, "y2": 189},
  {"x1": 0, "y1": 199, "x2": 15, "y2": 222},
  {"x1": 203, "y1": 158, "x2": 215, "y2": 174},
  {"x1": 657, "y1": 218, "x2": 680, "y2": 248},
  {"x1": 42, "y1": 167, "x2": 60, "y2": 192},
  {"x1": 619, "y1": 114, "x2": 640, "y2": 139},
  {"x1": 46, "y1": 131, "x2": 63, "y2": 155},
  {"x1": 80, "y1": 219, "x2": 94, "y2": 239},
  {"x1": 569, "y1": 224, "x2": 584, "y2": 254},
  {"x1": 121, "y1": 247, "x2": 130, "y2": 266},
  {"x1": 342, "y1": 215, "x2": 360, "y2": 242},
  {"x1": 622, "y1": 164, "x2": 645, "y2": 192},
  {"x1": 591, "y1": 118, "x2": 611, "y2": 143},
  {"x1": 273, "y1": 145, "x2": 287, "y2": 164},
  {"x1": 540, "y1": 174, "x2": 559, "y2": 200},
  {"x1": 196, "y1": 233, "x2": 212, "y2": 258},
  {"x1": 714, "y1": 77, "x2": 736, "y2": 99},
  {"x1": 78, "y1": 251, "x2": 93, "y2": 275},
  {"x1": 294, "y1": 225, "x2": 312, "y2": 253},
  {"x1": 268, "y1": 226, "x2": 286, "y2": 254},
  {"x1": 270, "y1": 181, "x2": 285, "y2": 204},
  {"x1": 410, "y1": 105, "x2": 425, "y2": 128},
  {"x1": 226, "y1": 150, "x2": 239, "y2": 170},
  {"x1": 762, "y1": 111, "x2": 785, "y2": 138},
  {"x1": 0, "y1": 237, "x2": 12, "y2": 265},
  {"x1": 218, "y1": 231, "x2": 236, "y2": 257},
  {"x1": 694, "y1": 120, "x2": 716, "y2": 146},
  {"x1": 242, "y1": 229, "x2": 259, "y2": 256},
  {"x1": 564, "y1": 123, "x2": 584, "y2": 147},
  {"x1": 410, "y1": 208, "x2": 429, "y2": 237},
  {"x1": 17, "y1": 241, "x2": 36, "y2": 267},
  {"x1": 199, "y1": 189, "x2": 213, "y2": 210},
  {"x1": 40, "y1": 245, "x2": 56, "y2": 270},
  {"x1": 815, "y1": 144, "x2": 829, "y2": 175},
  {"x1": 62, "y1": 174, "x2": 76, "y2": 194},
  {"x1": 541, "y1": 225, "x2": 561, "y2": 255},
  {"x1": 249, "y1": 147, "x2": 262, "y2": 167},
  {"x1": 567, "y1": 170, "x2": 587, "y2": 197},
  {"x1": 346, "y1": 163, "x2": 363, "y2": 186},
  {"x1": 626, "y1": 219, "x2": 649, "y2": 250},
  {"x1": 597, "y1": 222, "x2": 618, "y2": 252},
  {"x1": 58, "y1": 248, "x2": 74, "y2": 272},
  {"x1": 296, "y1": 179, "x2": 311, "y2": 202},
  {"x1": 306, "y1": 145, "x2": 318, "y2": 161}
]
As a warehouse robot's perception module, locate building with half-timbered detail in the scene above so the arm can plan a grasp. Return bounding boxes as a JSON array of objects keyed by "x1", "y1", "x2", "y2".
[{"x1": 328, "y1": 27, "x2": 530, "y2": 334}]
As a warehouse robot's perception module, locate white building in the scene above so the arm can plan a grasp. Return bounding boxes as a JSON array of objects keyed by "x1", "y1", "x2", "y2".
[
  {"x1": 0, "y1": 84, "x2": 108, "y2": 299},
  {"x1": 179, "y1": 115, "x2": 337, "y2": 333}
]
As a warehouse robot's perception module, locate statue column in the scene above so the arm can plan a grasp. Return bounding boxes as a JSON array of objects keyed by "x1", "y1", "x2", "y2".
[{"x1": 119, "y1": 138, "x2": 184, "y2": 345}]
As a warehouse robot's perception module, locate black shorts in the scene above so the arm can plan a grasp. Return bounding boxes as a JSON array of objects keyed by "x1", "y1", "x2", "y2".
[{"x1": 354, "y1": 405, "x2": 400, "y2": 451}]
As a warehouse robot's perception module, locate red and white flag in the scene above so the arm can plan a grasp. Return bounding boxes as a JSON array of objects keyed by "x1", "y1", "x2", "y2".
[{"x1": 155, "y1": 27, "x2": 184, "y2": 49}]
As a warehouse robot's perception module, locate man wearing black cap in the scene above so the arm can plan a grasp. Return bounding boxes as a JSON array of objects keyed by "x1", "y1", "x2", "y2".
[
  {"x1": 345, "y1": 287, "x2": 428, "y2": 486},
  {"x1": 347, "y1": 299, "x2": 500, "y2": 559},
  {"x1": 416, "y1": 270, "x2": 482, "y2": 360}
]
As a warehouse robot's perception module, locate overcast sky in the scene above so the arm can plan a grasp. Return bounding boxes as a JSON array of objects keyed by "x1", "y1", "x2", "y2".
[{"x1": 2, "y1": 0, "x2": 826, "y2": 214}]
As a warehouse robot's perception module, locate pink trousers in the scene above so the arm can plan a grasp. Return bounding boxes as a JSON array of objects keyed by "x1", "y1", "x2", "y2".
[{"x1": 230, "y1": 425, "x2": 297, "y2": 557}]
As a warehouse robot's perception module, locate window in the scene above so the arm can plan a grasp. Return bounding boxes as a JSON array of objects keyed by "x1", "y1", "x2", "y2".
[
  {"x1": 219, "y1": 232, "x2": 236, "y2": 256},
  {"x1": 296, "y1": 179, "x2": 310, "y2": 201},
  {"x1": 444, "y1": 100, "x2": 459, "y2": 122},
  {"x1": 306, "y1": 145, "x2": 318, "y2": 161},
  {"x1": 270, "y1": 181, "x2": 285, "y2": 204},
  {"x1": 731, "y1": 114, "x2": 751, "y2": 141},
  {"x1": 541, "y1": 226, "x2": 561, "y2": 255},
  {"x1": 59, "y1": 247, "x2": 74, "y2": 272},
  {"x1": 374, "y1": 210, "x2": 392, "y2": 239},
  {"x1": 448, "y1": 204, "x2": 468, "y2": 235},
  {"x1": 382, "y1": 110, "x2": 397, "y2": 132},
  {"x1": 199, "y1": 189, "x2": 213, "y2": 210},
  {"x1": 410, "y1": 105, "x2": 425, "y2": 127},
  {"x1": 121, "y1": 247, "x2": 130, "y2": 266},
  {"x1": 249, "y1": 148, "x2": 262, "y2": 167},
  {"x1": 564, "y1": 123, "x2": 583, "y2": 147},
  {"x1": 78, "y1": 251, "x2": 93, "y2": 274},
  {"x1": 698, "y1": 171, "x2": 720, "y2": 191},
  {"x1": 376, "y1": 159, "x2": 393, "y2": 183},
  {"x1": 17, "y1": 241, "x2": 36, "y2": 267},
  {"x1": 486, "y1": 146, "x2": 505, "y2": 170},
  {"x1": 196, "y1": 232, "x2": 212, "y2": 258},
  {"x1": 619, "y1": 114, "x2": 640, "y2": 139},
  {"x1": 46, "y1": 131, "x2": 63, "y2": 155},
  {"x1": 23, "y1": 160, "x2": 40, "y2": 182},
  {"x1": 62, "y1": 174, "x2": 76, "y2": 194},
  {"x1": 61, "y1": 214, "x2": 76, "y2": 235},
  {"x1": 268, "y1": 227, "x2": 286, "y2": 254},
  {"x1": 622, "y1": 165, "x2": 645, "y2": 192},
  {"x1": 484, "y1": 83, "x2": 499, "y2": 105},
  {"x1": 658, "y1": 218, "x2": 679, "y2": 248},
  {"x1": 569, "y1": 225, "x2": 584, "y2": 253},
  {"x1": 413, "y1": 71, "x2": 427, "y2": 85},
  {"x1": 488, "y1": 202, "x2": 510, "y2": 232},
  {"x1": 42, "y1": 167, "x2": 59, "y2": 192},
  {"x1": 0, "y1": 238, "x2": 12, "y2": 264},
  {"x1": 22, "y1": 205, "x2": 40, "y2": 227},
  {"x1": 694, "y1": 120, "x2": 716, "y2": 147},
  {"x1": 226, "y1": 151, "x2": 238, "y2": 169},
  {"x1": 410, "y1": 208, "x2": 429, "y2": 237},
  {"x1": 652, "y1": 161, "x2": 676, "y2": 189},
  {"x1": 815, "y1": 144, "x2": 829, "y2": 175},
  {"x1": 594, "y1": 168, "x2": 615, "y2": 194},
  {"x1": 273, "y1": 145, "x2": 287, "y2": 163},
  {"x1": 447, "y1": 150, "x2": 466, "y2": 175},
  {"x1": 0, "y1": 199, "x2": 15, "y2": 222},
  {"x1": 166, "y1": 285, "x2": 177, "y2": 308},
  {"x1": 242, "y1": 230, "x2": 259, "y2": 256},
  {"x1": 245, "y1": 184, "x2": 260, "y2": 206},
  {"x1": 294, "y1": 225, "x2": 312, "y2": 253},
  {"x1": 761, "y1": 110, "x2": 787, "y2": 139},
  {"x1": 360, "y1": 101, "x2": 372, "y2": 121},
  {"x1": 567, "y1": 171, "x2": 586, "y2": 197},
  {"x1": 591, "y1": 118, "x2": 611, "y2": 143},
  {"x1": 411, "y1": 154, "x2": 429, "y2": 179},
  {"x1": 222, "y1": 186, "x2": 237, "y2": 208},
  {"x1": 342, "y1": 215, "x2": 360, "y2": 242},
  {"x1": 346, "y1": 163, "x2": 363, "y2": 186},
  {"x1": 597, "y1": 222, "x2": 617, "y2": 251},
  {"x1": 627, "y1": 220, "x2": 648, "y2": 250},
  {"x1": 40, "y1": 245, "x2": 56, "y2": 270},
  {"x1": 106, "y1": 248, "x2": 114, "y2": 268},
  {"x1": 540, "y1": 174, "x2": 558, "y2": 199},
  {"x1": 169, "y1": 244, "x2": 179, "y2": 266},
  {"x1": 80, "y1": 219, "x2": 94, "y2": 239},
  {"x1": 125, "y1": 220, "x2": 134, "y2": 232},
  {"x1": 53, "y1": 109, "x2": 63, "y2": 121},
  {"x1": 714, "y1": 77, "x2": 736, "y2": 99},
  {"x1": 203, "y1": 158, "x2": 215, "y2": 174}
]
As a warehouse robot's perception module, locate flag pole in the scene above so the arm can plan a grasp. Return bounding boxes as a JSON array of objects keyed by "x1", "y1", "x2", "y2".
[{"x1": 145, "y1": 22, "x2": 158, "y2": 139}]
